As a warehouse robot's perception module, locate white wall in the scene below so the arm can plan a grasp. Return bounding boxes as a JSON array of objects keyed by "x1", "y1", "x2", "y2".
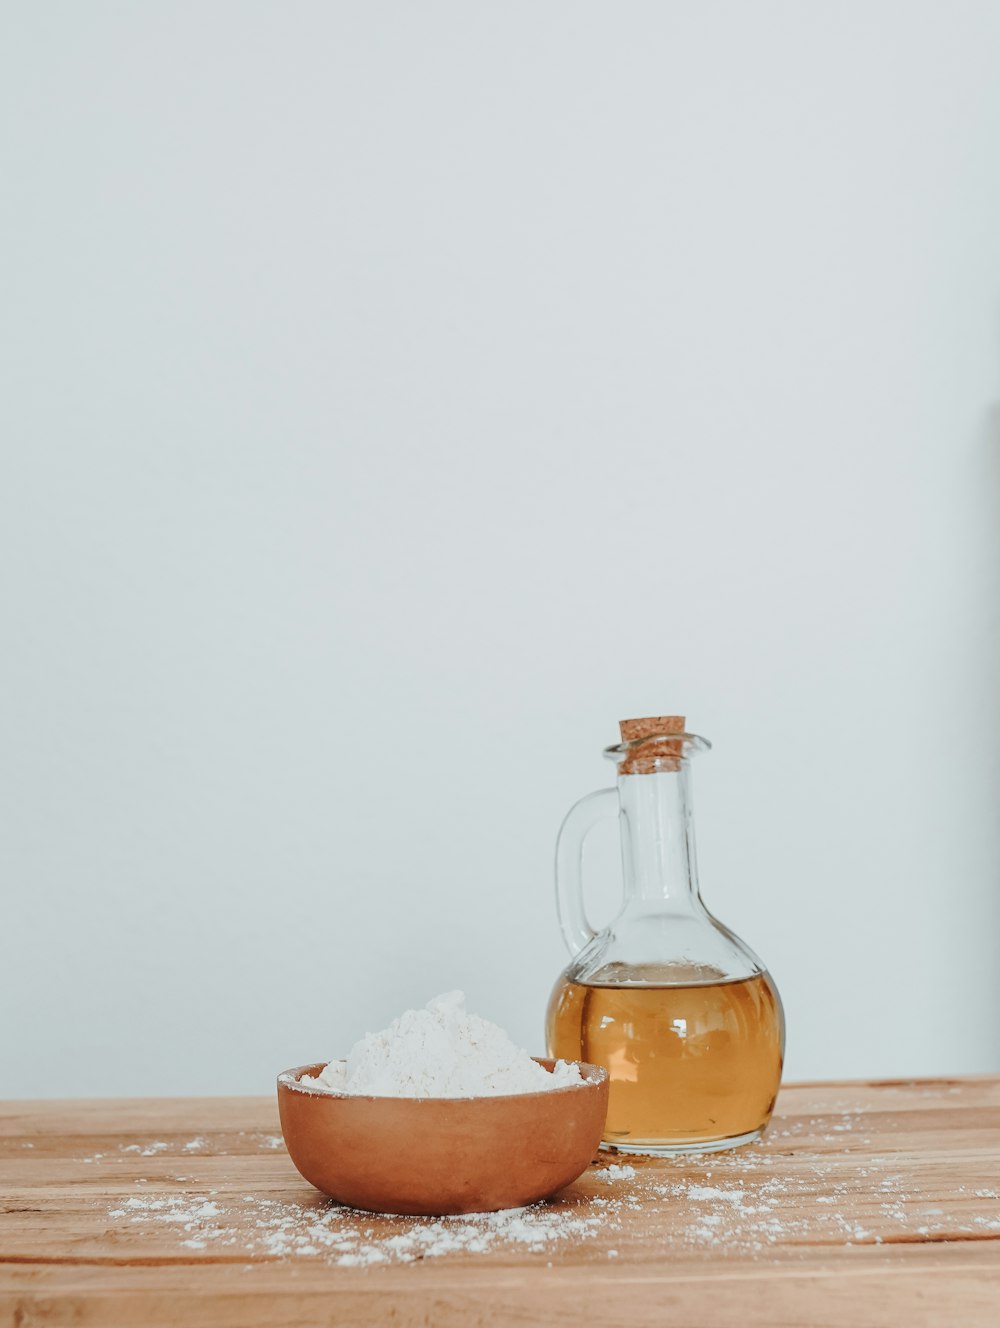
[{"x1": 2, "y1": 2, "x2": 998, "y2": 1099}]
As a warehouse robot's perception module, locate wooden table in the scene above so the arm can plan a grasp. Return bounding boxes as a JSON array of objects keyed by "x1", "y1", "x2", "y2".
[{"x1": 2, "y1": 1076, "x2": 999, "y2": 1326}]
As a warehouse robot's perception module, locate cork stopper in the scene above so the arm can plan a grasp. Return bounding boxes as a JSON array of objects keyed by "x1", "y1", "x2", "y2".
[{"x1": 618, "y1": 715, "x2": 686, "y2": 774}]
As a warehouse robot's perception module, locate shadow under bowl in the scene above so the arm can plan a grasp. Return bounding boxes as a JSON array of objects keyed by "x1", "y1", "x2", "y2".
[{"x1": 276, "y1": 1058, "x2": 609, "y2": 1217}]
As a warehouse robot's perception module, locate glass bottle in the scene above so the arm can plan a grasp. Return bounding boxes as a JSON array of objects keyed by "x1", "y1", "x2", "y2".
[{"x1": 545, "y1": 716, "x2": 784, "y2": 1155}]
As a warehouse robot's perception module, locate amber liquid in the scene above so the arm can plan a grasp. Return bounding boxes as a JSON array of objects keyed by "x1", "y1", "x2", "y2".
[{"x1": 546, "y1": 963, "x2": 784, "y2": 1152}]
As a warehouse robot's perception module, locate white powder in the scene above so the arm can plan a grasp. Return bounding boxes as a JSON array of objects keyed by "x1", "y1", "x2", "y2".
[
  {"x1": 599, "y1": 1164, "x2": 637, "y2": 1183},
  {"x1": 104, "y1": 1126, "x2": 1000, "y2": 1264},
  {"x1": 687, "y1": 1186, "x2": 747, "y2": 1205},
  {"x1": 296, "y1": 991, "x2": 583, "y2": 1098},
  {"x1": 107, "y1": 1192, "x2": 604, "y2": 1263}
]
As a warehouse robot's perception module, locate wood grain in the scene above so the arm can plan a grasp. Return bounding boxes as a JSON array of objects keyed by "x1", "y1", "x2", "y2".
[{"x1": 2, "y1": 1076, "x2": 999, "y2": 1326}]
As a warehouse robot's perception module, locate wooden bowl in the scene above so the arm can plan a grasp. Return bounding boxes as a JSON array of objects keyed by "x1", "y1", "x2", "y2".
[{"x1": 276, "y1": 1058, "x2": 609, "y2": 1216}]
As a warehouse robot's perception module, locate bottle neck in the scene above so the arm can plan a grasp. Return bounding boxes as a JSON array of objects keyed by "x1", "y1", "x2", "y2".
[{"x1": 618, "y1": 766, "x2": 701, "y2": 911}]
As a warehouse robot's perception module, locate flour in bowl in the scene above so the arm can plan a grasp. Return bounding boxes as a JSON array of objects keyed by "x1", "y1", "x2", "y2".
[{"x1": 296, "y1": 991, "x2": 584, "y2": 1098}]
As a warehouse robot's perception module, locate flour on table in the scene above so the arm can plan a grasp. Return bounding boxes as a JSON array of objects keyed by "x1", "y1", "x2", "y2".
[
  {"x1": 294, "y1": 991, "x2": 583, "y2": 1098},
  {"x1": 107, "y1": 1192, "x2": 603, "y2": 1262},
  {"x1": 103, "y1": 1113, "x2": 1000, "y2": 1266},
  {"x1": 599, "y1": 1164, "x2": 636, "y2": 1183}
]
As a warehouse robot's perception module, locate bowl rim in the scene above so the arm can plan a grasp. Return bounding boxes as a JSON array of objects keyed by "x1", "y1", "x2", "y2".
[{"x1": 277, "y1": 1056, "x2": 608, "y2": 1103}]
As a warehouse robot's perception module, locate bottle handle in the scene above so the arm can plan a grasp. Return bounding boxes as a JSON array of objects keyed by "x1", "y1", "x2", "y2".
[{"x1": 554, "y1": 787, "x2": 620, "y2": 956}]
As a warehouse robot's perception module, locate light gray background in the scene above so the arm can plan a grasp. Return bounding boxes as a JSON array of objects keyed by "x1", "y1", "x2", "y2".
[{"x1": 2, "y1": 2, "x2": 999, "y2": 1098}]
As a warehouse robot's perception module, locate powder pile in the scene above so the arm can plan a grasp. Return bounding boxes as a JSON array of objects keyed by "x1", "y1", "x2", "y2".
[{"x1": 297, "y1": 991, "x2": 583, "y2": 1098}]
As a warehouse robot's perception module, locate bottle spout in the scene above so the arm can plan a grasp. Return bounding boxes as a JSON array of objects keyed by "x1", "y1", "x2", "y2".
[{"x1": 608, "y1": 716, "x2": 711, "y2": 774}]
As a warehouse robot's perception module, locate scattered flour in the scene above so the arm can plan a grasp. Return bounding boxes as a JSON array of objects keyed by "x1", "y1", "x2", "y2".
[
  {"x1": 687, "y1": 1186, "x2": 747, "y2": 1206},
  {"x1": 99, "y1": 1099, "x2": 1000, "y2": 1265},
  {"x1": 599, "y1": 1164, "x2": 636, "y2": 1183},
  {"x1": 104, "y1": 1133, "x2": 1000, "y2": 1266},
  {"x1": 296, "y1": 991, "x2": 583, "y2": 1098},
  {"x1": 107, "y1": 1192, "x2": 604, "y2": 1263}
]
